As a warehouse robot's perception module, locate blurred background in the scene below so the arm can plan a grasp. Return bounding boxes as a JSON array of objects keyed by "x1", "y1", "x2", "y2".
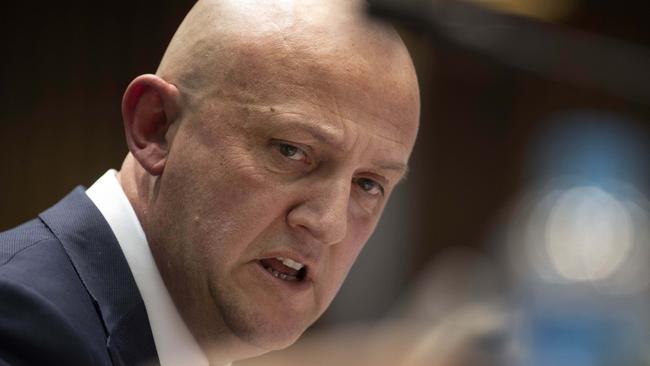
[{"x1": 1, "y1": 0, "x2": 649, "y2": 365}]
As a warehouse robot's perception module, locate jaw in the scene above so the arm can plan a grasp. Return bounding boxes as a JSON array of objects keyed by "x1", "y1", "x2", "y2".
[{"x1": 197, "y1": 261, "x2": 321, "y2": 355}]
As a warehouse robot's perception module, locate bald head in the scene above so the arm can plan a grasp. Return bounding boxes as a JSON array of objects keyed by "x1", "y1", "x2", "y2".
[{"x1": 156, "y1": 0, "x2": 419, "y2": 124}]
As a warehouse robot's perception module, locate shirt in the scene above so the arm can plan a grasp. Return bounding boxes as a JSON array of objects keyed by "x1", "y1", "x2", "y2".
[{"x1": 87, "y1": 170, "x2": 209, "y2": 366}]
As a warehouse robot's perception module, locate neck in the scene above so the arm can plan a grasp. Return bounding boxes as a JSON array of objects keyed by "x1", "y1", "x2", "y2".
[
  {"x1": 116, "y1": 154, "x2": 267, "y2": 365},
  {"x1": 116, "y1": 153, "x2": 153, "y2": 230}
]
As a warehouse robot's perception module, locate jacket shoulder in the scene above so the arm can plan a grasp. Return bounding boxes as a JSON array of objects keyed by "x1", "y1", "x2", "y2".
[
  {"x1": 0, "y1": 278, "x2": 107, "y2": 365},
  {"x1": 0, "y1": 219, "x2": 113, "y2": 366},
  {"x1": 0, "y1": 219, "x2": 53, "y2": 266}
]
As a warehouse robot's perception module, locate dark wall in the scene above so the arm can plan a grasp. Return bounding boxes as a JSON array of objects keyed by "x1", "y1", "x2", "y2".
[{"x1": 0, "y1": 1, "x2": 194, "y2": 229}]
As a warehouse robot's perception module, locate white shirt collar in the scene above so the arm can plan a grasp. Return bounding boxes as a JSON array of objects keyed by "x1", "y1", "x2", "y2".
[{"x1": 86, "y1": 170, "x2": 209, "y2": 366}]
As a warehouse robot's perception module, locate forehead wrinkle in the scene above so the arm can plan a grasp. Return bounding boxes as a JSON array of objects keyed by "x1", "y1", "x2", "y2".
[
  {"x1": 262, "y1": 110, "x2": 347, "y2": 151},
  {"x1": 265, "y1": 103, "x2": 409, "y2": 157},
  {"x1": 263, "y1": 96, "x2": 412, "y2": 158},
  {"x1": 194, "y1": 97, "x2": 347, "y2": 151},
  {"x1": 262, "y1": 80, "x2": 412, "y2": 148}
]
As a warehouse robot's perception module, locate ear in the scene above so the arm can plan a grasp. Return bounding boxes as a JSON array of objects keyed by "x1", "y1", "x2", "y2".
[{"x1": 121, "y1": 74, "x2": 181, "y2": 176}]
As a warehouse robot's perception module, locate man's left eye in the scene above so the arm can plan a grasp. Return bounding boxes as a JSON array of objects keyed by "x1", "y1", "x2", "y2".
[{"x1": 355, "y1": 177, "x2": 384, "y2": 196}]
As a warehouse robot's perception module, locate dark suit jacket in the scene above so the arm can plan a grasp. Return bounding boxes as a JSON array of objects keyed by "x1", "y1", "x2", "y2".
[{"x1": 0, "y1": 187, "x2": 159, "y2": 365}]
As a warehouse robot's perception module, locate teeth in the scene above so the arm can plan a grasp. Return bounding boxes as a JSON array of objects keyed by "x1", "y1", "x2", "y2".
[
  {"x1": 265, "y1": 265, "x2": 298, "y2": 282},
  {"x1": 276, "y1": 257, "x2": 305, "y2": 271}
]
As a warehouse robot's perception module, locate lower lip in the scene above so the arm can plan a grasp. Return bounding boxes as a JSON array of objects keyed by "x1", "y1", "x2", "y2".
[{"x1": 254, "y1": 261, "x2": 312, "y2": 292}]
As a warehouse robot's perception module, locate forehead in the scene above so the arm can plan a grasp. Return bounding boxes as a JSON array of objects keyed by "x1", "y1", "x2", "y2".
[{"x1": 208, "y1": 35, "x2": 420, "y2": 145}]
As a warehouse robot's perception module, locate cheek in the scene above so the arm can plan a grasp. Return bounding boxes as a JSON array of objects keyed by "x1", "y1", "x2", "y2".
[
  {"x1": 186, "y1": 174, "x2": 282, "y2": 254},
  {"x1": 158, "y1": 142, "x2": 285, "y2": 260}
]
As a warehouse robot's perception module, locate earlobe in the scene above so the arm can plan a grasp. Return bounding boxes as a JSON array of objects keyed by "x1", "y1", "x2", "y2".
[{"x1": 121, "y1": 74, "x2": 181, "y2": 176}]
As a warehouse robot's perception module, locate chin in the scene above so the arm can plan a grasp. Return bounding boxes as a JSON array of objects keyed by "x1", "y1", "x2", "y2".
[
  {"x1": 216, "y1": 296, "x2": 310, "y2": 352},
  {"x1": 237, "y1": 315, "x2": 307, "y2": 351},
  {"x1": 207, "y1": 267, "x2": 323, "y2": 353}
]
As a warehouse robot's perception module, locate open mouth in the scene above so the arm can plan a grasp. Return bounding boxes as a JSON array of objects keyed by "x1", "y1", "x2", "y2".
[{"x1": 258, "y1": 257, "x2": 308, "y2": 282}]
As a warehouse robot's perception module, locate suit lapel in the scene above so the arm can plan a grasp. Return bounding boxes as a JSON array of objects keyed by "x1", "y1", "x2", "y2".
[
  {"x1": 107, "y1": 302, "x2": 158, "y2": 366},
  {"x1": 40, "y1": 187, "x2": 159, "y2": 365}
]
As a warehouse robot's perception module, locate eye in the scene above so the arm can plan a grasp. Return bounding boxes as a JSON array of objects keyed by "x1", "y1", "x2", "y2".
[
  {"x1": 354, "y1": 177, "x2": 384, "y2": 196},
  {"x1": 277, "y1": 142, "x2": 309, "y2": 163}
]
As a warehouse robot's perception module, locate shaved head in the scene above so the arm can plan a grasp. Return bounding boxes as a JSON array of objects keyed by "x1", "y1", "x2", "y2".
[
  {"x1": 156, "y1": 0, "x2": 419, "y2": 127},
  {"x1": 119, "y1": 0, "x2": 420, "y2": 364}
]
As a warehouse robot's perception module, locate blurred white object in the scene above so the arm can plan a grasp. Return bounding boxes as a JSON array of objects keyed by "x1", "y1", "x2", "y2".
[
  {"x1": 544, "y1": 186, "x2": 633, "y2": 282},
  {"x1": 517, "y1": 182, "x2": 650, "y2": 293}
]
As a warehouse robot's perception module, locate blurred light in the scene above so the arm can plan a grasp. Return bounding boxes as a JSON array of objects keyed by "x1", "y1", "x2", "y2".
[
  {"x1": 514, "y1": 180, "x2": 650, "y2": 293},
  {"x1": 545, "y1": 186, "x2": 633, "y2": 282}
]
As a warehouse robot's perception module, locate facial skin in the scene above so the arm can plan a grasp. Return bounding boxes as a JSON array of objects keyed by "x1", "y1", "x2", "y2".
[{"x1": 118, "y1": 0, "x2": 420, "y2": 364}]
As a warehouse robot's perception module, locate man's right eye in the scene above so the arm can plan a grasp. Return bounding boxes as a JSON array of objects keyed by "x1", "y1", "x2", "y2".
[{"x1": 276, "y1": 142, "x2": 310, "y2": 164}]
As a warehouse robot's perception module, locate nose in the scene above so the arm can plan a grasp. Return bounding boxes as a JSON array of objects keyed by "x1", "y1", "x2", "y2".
[{"x1": 287, "y1": 177, "x2": 350, "y2": 246}]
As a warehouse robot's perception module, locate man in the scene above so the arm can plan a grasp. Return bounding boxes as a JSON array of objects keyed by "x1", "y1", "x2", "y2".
[{"x1": 0, "y1": 0, "x2": 420, "y2": 364}]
